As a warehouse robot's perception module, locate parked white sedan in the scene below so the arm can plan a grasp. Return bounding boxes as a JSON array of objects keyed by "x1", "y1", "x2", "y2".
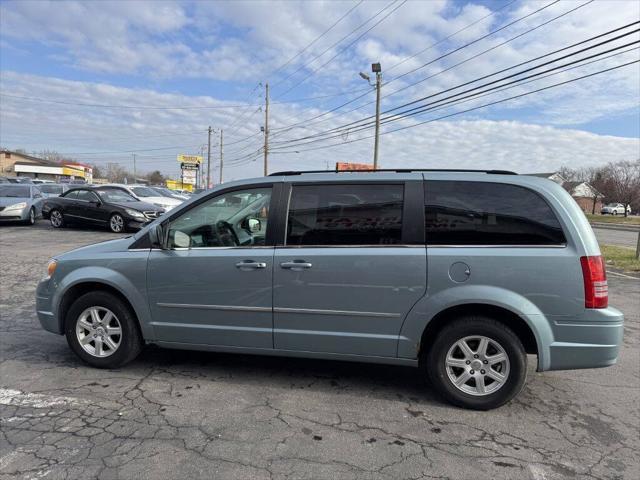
[{"x1": 600, "y1": 203, "x2": 631, "y2": 215}]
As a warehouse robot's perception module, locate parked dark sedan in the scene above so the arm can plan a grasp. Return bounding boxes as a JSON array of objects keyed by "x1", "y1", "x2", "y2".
[{"x1": 42, "y1": 186, "x2": 165, "y2": 233}]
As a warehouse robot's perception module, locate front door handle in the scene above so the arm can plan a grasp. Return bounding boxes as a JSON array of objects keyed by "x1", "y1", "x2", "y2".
[
  {"x1": 280, "y1": 261, "x2": 312, "y2": 270},
  {"x1": 235, "y1": 261, "x2": 267, "y2": 270}
]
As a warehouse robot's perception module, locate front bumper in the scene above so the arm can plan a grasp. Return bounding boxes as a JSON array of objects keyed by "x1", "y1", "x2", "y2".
[
  {"x1": 126, "y1": 218, "x2": 150, "y2": 230},
  {"x1": 546, "y1": 307, "x2": 624, "y2": 371},
  {"x1": 36, "y1": 277, "x2": 62, "y2": 334},
  {"x1": 0, "y1": 207, "x2": 28, "y2": 221}
]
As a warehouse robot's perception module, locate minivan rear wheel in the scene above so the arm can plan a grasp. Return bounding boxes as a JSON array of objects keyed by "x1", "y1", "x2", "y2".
[
  {"x1": 424, "y1": 316, "x2": 526, "y2": 410},
  {"x1": 65, "y1": 291, "x2": 143, "y2": 368}
]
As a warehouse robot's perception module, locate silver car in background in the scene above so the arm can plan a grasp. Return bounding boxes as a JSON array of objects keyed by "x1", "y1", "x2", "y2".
[
  {"x1": 0, "y1": 184, "x2": 44, "y2": 225},
  {"x1": 39, "y1": 183, "x2": 70, "y2": 198},
  {"x1": 600, "y1": 203, "x2": 631, "y2": 215}
]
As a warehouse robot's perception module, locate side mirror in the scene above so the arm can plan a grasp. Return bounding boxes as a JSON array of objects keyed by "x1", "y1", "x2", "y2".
[
  {"x1": 173, "y1": 230, "x2": 191, "y2": 248},
  {"x1": 247, "y1": 218, "x2": 261, "y2": 233},
  {"x1": 149, "y1": 224, "x2": 166, "y2": 249}
]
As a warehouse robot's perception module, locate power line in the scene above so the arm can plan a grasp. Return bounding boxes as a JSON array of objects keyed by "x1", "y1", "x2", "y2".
[
  {"x1": 273, "y1": 0, "x2": 405, "y2": 97},
  {"x1": 269, "y1": 0, "x2": 364, "y2": 81},
  {"x1": 270, "y1": 43, "x2": 639, "y2": 150},
  {"x1": 385, "y1": 0, "x2": 519, "y2": 74},
  {"x1": 271, "y1": 24, "x2": 639, "y2": 145},
  {"x1": 269, "y1": 0, "x2": 566, "y2": 136},
  {"x1": 264, "y1": 0, "x2": 517, "y2": 132},
  {"x1": 268, "y1": 60, "x2": 638, "y2": 155}
]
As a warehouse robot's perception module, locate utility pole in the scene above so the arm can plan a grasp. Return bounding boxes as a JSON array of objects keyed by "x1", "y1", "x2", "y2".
[
  {"x1": 132, "y1": 153, "x2": 137, "y2": 182},
  {"x1": 207, "y1": 126, "x2": 212, "y2": 188},
  {"x1": 263, "y1": 83, "x2": 269, "y2": 177},
  {"x1": 372, "y1": 63, "x2": 382, "y2": 170},
  {"x1": 219, "y1": 129, "x2": 224, "y2": 184}
]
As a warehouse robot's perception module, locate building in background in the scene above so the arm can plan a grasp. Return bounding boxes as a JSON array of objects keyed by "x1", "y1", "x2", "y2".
[{"x1": 0, "y1": 150, "x2": 92, "y2": 183}]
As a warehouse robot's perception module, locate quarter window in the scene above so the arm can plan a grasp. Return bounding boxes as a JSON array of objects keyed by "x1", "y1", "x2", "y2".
[
  {"x1": 286, "y1": 184, "x2": 404, "y2": 246},
  {"x1": 425, "y1": 181, "x2": 566, "y2": 245}
]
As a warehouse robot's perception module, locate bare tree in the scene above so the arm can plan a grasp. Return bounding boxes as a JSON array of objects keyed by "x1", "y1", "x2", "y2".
[
  {"x1": 105, "y1": 163, "x2": 131, "y2": 183},
  {"x1": 35, "y1": 150, "x2": 75, "y2": 163}
]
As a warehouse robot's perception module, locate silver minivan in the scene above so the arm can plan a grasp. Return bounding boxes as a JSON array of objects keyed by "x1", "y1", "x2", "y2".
[{"x1": 36, "y1": 170, "x2": 624, "y2": 409}]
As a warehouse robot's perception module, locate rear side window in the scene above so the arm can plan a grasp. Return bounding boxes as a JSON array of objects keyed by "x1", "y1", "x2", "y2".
[
  {"x1": 286, "y1": 184, "x2": 404, "y2": 246},
  {"x1": 76, "y1": 190, "x2": 98, "y2": 202},
  {"x1": 425, "y1": 181, "x2": 566, "y2": 245}
]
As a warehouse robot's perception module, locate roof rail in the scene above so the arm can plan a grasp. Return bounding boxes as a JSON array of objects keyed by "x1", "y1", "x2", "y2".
[{"x1": 269, "y1": 168, "x2": 517, "y2": 176}]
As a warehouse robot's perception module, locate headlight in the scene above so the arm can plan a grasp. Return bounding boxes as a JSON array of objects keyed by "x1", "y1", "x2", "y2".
[
  {"x1": 46, "y1": 259, "x2": 58, "y2": 278},
  {"x1": 5, "y1": 202, "x2": 27, "y2": 210},
  {"x1": 124, "y1": 208, "x2": 145, "y2": 218}
]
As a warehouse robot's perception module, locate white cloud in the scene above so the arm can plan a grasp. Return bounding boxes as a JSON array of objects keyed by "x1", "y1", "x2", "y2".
[
  {"x1": 0, "y1": 72, "x2": 637, "y2": 182},
  {"x1": 0, "y1": 0, "x2": 638, "y2": 182}
]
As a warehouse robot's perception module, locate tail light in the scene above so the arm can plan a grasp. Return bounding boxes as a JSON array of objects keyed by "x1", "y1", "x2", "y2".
[{"x1": 580, "y1": 256, "x2": 608, "y2": 308}]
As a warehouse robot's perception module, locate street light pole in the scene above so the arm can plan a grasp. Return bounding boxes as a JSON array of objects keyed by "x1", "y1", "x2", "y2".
[
  {"x1": 360, "y1": 63, "x2": 382, "y2": 169},
  {"x1": 219, "y1": 129, "x2": 224, "y2": 184},
  {"x1": 207, "y1": 126, "x2": 212, "y2": 188},
  {"x1": 263, "y1": 83, "x2": 269, "y2": 176},
  {"x1": 372, "y1": 63, "x2": 382, "y2": 170}
]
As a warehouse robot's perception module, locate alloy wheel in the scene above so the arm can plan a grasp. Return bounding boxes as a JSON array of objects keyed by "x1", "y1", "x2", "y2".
[
  {"x1": 28, "y1": 208, "x2": 35, "y2": 224},
  {"x1": 445, "y1": 335, "x2": 510, "y2": 396},
  {"x1": 110, "y1": 214, "x2": 124, "y2": 233},
  {"x1": 50, "y1": 210, "x2": 63, "y2": 227},
  {"x1": 75, "y1": 306, "x2": 122, "y2": 358}
]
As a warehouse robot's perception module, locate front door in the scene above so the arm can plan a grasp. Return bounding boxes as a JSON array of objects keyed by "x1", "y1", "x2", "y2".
[
  {"x1": 147, "y1": 185, "x2": 275, "y2": 348},
  {"x1": 273, "y1": 182, "x2": 427, "y2": 357}
]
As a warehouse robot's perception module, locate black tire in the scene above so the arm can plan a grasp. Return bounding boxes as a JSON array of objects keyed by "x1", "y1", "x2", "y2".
[
  {"x1": 24, "y1": 207, "x2": 36, "y2": 225},
  {"x1": 109, "y1": 213, "x2": 125, "y2": 233},
  {"x1": 423, "y1": 316, "x2": 527, "y2": 410},
  {"x1": 50, "y1": 209, "x2": 65, "y2": 228},
  {"x1": 612, "y1": 211, "x2": 618, "y2": 215},
  {"x1": 65, "y1": 291, "x2": 143, "y2": 368}
]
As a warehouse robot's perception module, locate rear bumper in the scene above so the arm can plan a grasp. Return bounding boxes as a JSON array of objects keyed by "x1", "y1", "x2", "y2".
[{"x1": 546, "y1": 307, "x2": 624, "y2": 371}]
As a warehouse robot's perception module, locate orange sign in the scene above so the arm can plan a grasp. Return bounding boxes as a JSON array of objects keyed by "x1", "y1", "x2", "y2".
[{"x1": 335, "y1": 162, "x2": 373, "y2": 171}]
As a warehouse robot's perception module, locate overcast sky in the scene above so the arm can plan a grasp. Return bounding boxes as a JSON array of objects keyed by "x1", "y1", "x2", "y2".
[{"x1": 1, "y1": 0, "x2": 639, "y2": 182}]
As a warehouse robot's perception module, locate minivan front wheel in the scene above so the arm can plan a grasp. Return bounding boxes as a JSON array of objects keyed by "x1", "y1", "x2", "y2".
[
  {"x1": 65, "y1": 291, "x2": 142, "y2": 368},
  {"x1": 425, "y1": 316, "x2": 526, "y2": 410}
]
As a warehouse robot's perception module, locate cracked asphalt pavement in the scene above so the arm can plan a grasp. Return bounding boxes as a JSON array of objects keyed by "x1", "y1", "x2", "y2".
[{"x1": 1, "y1": 222, "x2": 638, "y2": 479}]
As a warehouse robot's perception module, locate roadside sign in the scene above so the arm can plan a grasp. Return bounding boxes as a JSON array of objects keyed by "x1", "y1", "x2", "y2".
[
  {"x1": 181, "y1": 162, "x2": 199, "y2": 170},
  {"x1": 336, "y1": 162, "x2": 373, "y2": 171},
  {"x1": 177, "y1": 154, "x2": 203, "y2": 164}
]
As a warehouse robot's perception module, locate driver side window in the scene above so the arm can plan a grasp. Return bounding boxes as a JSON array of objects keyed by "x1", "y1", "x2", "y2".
[{"x1": 168, "y1": 187, "x2": 272, "y2": 249}]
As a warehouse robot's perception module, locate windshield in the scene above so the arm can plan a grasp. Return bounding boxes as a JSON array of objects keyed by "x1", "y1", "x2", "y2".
[
  {"x1": 95, "y1": 189, "x2": 138, "y2": 202},
  {"x1": 131, "y1": 186, "x2": 158, "y2": 197},
  {"x1": 40, "y1": 185, "x2": 64, "y2": 194},
  {"x1": 0, "y1": 185, "x2": 30, "y2": 197}
]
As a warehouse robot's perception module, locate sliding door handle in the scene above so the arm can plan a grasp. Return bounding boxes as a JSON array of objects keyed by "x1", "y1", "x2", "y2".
[
  {"x1": 280, "y1": 261, "x2": 312, "y2": 270},
  {"x1": 235, "y1": 261, "x2": 267, "y2": 270}
]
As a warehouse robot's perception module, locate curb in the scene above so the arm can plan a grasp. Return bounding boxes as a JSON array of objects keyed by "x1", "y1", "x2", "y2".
[{"x1": 591, "y1": 223, "x2": 640, "y2": 233}]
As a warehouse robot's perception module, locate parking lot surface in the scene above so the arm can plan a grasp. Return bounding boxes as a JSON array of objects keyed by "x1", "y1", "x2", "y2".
[
  {"x1": 593, "y1": 227, "x2": 639, "y2": 249},
  {"x1": 1, "y1": 221, "x2": 639, "y2": 480}
]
